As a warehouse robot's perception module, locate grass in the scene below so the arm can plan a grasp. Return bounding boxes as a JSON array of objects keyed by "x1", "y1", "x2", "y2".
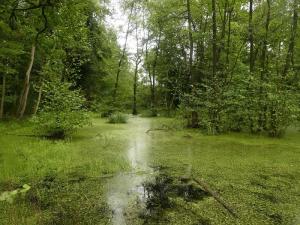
[
  {"x1": 0, "y1": 118, "x2": 130, "y2": 224},
  {"x1": 147, "y1": 118, "x2": 300, "y2": 225},
  {"x1": 0, "y1": 117, "x2": 299, "y2": 225}
]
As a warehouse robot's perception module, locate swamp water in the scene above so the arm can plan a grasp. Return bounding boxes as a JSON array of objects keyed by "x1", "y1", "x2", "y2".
[
  {"x1": 105, "y1": 118, "x2": 210, "y2": 225},
  {"x1": 105, "y1": 118, "x2": 155, "y2": 225}
]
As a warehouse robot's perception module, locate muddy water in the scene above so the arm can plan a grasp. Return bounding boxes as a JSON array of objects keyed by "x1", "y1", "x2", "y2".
[{"x1": 106, "y1": 118, "x2": 154, "y2": 225}]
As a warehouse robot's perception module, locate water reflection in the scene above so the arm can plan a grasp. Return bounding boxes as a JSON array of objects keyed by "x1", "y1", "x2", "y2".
[{"x1": 106, "y1": 118, "x2": 153, "y2": 225}]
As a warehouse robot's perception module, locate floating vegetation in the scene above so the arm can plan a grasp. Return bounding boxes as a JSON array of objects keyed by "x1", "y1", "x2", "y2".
[
  {"x1": 139, "y1": 174, "x2": 211, "y2": 223},
  {"x1": 0, "y1": 184, "x2": 31, "y2": 203}
]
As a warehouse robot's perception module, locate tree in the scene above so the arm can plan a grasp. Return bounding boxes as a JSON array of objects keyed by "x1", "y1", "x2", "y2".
[
  {"x1": 113, "y1": 2, "x2": 134, "y2": 103},
  {"x1": 283, "y1": 0, "x2": 298, "y2": 77},
  {"x1": 33, "y1": 80, "x2": 90, "y2": 138},
  {"x1": 10, "y1": 1, "x2": 54, "y2": 118}
]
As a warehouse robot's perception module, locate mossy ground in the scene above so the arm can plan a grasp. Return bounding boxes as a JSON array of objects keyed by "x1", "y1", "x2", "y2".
[{"x1": 0, "y1": 116, "x2": 299, "y2": 225}]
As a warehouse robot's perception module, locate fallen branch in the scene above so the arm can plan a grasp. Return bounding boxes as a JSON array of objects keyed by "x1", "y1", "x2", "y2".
[
  {"x1": 3, "y1": 133, "x2": 42, "y2": 138},
  {"x1": 88, "y1": 170, "x2": 153, "y2": 181},
  {"x1": 145, "y1": 128, "x2": 168, "y2": 134},
  {"x1": 192, "y1": 177, "x2": 238, "y2": 218}
]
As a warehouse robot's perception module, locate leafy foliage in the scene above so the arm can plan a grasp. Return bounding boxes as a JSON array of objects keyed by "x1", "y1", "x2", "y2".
[
  {"x1": 33, "y1": 81, "x2": 90, "y2": 138},
  {"x1": 143, "y1": 0, "x2": 300, "y2": 137}
]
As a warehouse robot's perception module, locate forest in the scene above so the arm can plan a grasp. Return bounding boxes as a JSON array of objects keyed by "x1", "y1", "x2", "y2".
[{"x1": 0, "y1": 0, "x2": 299, "y2": 224}]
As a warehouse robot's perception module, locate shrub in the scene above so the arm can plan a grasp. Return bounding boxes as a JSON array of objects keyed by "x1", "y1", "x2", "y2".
[
  {"x1": 33, "y1": 81, "x2": 90, "y2": 139},
  {"x1": 108, "y1": 112, "x2": 128, "y2": 124},
  {"x1": 179, "y1": 74, "x2": 299, "y2": 137}
]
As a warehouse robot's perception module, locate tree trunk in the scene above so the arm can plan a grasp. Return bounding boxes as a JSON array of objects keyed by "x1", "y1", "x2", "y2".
[
  {"x1": 113, "y1": 4, "x2": 134, "y2": 102},
  {"x1": 150, "y1": 30, "x2": 161, "y2": 116},
  {"x1": 32, "y1": 84, "x2": 42, "y2": 115},
  {"x1": 145, "y1": 35, "x2": 153, "y2": 107},
  {"x1": 187, "y1": 111, "x2": 199, "y2": 128},
  {"x1": 226, "y1": 8, "x2": 232, "y2": 67},
  {"x1": 247, "y1": 0, "x2": 256, "y2": 133},
  {"x1": 132, "y1": 60, "x2": 138, "y2": 115},
  {"x1": 18, "y1": 44, "x2": 36, "y2": 119},
  {"x1": 196, "y1": 13, "x2": 208, "y2": 76},
  {"x1": 212, "y1": 0, "x2": 217, "y2": 78},
  {"x1": 187, "y1": 0, "x2": 194, "y2": 83},
  {"x1": 217, "y1": 0, "x2": 228, "y2": 63},
  {"x1": 248, "y1": 0, "x2": 254, "y2": 73},
  {"x1": 0, "y1": 74, "x2": 6, "y2": 119},
  {"x1": 258, "y1": 0, "x2": 271, "y2": 131},
  {"x1": 132, "y1": 20, "x2": 142, "y2": 116},
  {"x1": 260, "y1": 0, "x2": 270, "y2": 80},
  {"x1": 283, "y1": 0, "x2": 298, "y2": 77},
  {"x1": 210, "y1": 0, "x2": 220, "y2": 133}
]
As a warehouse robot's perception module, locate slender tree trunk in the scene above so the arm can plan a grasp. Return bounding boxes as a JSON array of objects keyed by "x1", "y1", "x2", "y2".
[
  {"x1": 217, "y1": 0, "x2": 228, "y2": 62},
  {"x1": 145, "y1": 31, "x2": 156, "y2": 115},
  {"x1": 249, "y1": 0, "x2": 254, "y2": 73},
  {"x1": 187, "y1": 0, "x2": 194, "y2": 83},
  {"x1": 132, "y1": 20, "x2": 143, "y2": 116},
  {"x1": 196, "y1": 13, "x2": 208, "y2": 75},
  {"x1": 186, "y1": 0, "x2": 199, "y2": 127},
  {"x1": 212, "y1": 0, "x2": 217, "y2": 78},
  {"x1": 247, "y1": 0, "x2": 255, "y2": 132},
  {"x1": 14, "y1": 74, "x2": 19, "y2": 114},
  {"x1": 113, "y1": 4, "x2": 134, "y2": 102},
  {"x1": 145, "y1": 35, "x2": 153, "y2": 108},
  {"x1": 276, "y1": 42, "x2": 282, "y2": 77},
  {"x1": 32, "y1": 84, "x2": 42, "y2": 115},
  {"x1": 210, "y1": 0, "x2": 219, "y2": 133},
  {"x1": 259, "y1": 0, "x2": 271, "y2": 131},
  {"x1": 0, "y1": 74, "x2": 6, "y2": 119},
  {"x1": 260, "y1": 0, "x2": 270, "y2": 80},
  {"x1": 283, "y1": 0, "x2": 298, "y2": 77},
  {"x1": 132, "y1": 61, "x2": 138, "y2": 115},
  {"x1": 226, "y1": 8, "x2": 232, "y2": 67},
  {"x1": 18, "y1": 44, "x2": 36, "y2": 119},
  {"x1": 150, "y1": 31, "x2": 161, "y2": 115}
]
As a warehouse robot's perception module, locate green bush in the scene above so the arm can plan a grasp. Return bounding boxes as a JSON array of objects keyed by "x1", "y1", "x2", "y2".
[
  {"x1": 179, "y1": 73, "x2": 299, "y2": 137},
  {"x1": 108, "y1": 112, "x2": 128, "y2": 124},
  {"x1": 33, "y1": 81, "x2": 91, "y2": 139}
]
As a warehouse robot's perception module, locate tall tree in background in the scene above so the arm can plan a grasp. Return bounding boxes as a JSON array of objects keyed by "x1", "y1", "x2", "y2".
[
  {"x1": 212, "y1": 0, "x2": 217, "y2": 79},
  {"x1": 113, "y1": 2, "x2": 134, "y2": 103},
  {"x1": 249, "y1": 0, "x2": 254, "y2": 73},
  {"x1": 187, "y1": 0, "x2": 194, "y2": 84},
  {"x1": 132, "y1": 6, "x2": 144, "y2": 115},
  {"x1": 283, "y1": 0, "x2": 298, "y2": 77},
  {"x1": 11, "y1": 1, "x2": 52, "y2": 118},
  {"x1": 258, "y1": 0, "x2": 271, "y2": 130},
  {"x1": 0, "y1": 0, "x2": 299, "y2": 136}
]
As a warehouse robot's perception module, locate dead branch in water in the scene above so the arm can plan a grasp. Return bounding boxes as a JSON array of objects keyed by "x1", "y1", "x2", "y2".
[
  {"x1": 89, "y1": 170, "x2": 153, "y2": 181},
  {"x1": 192, "y1": 177, "x2": 238, "y2": 218},
  {"x1": 146, "y1": 128, "x2": 169, "y2": 134},
  {"x1": 146, "y1": 124, "x2": 174, "y2": 134}
]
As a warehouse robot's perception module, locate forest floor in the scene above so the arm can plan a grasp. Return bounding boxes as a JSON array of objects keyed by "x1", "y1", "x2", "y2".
[{"x1": 0, "y1": 116, "x2": 300, "y2": 225}]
